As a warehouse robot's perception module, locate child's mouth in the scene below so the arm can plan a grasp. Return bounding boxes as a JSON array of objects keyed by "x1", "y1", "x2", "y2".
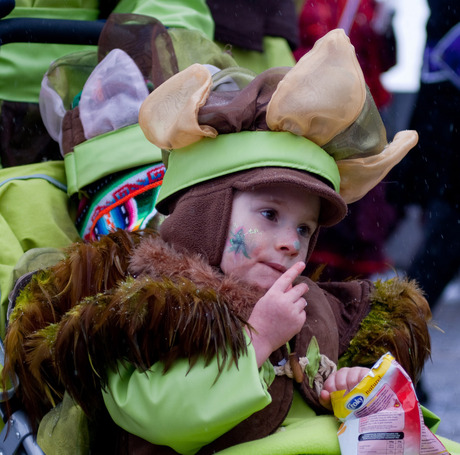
[{"x1": 264, "y1": 262, "x2": 287, "y2": 274}]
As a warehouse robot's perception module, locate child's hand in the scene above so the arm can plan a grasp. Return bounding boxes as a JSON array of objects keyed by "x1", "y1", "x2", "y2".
[
  {"x1": 319, "y1": 367, "x2": 370, "y2": 411},
  {"x1": 247, "y1": 262, "x2": 308, "y2": 367}
]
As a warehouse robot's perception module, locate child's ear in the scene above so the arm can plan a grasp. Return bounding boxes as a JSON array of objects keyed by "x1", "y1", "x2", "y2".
[{"x1": 337, "y1": 130, "x2": 419, "y2": 204}]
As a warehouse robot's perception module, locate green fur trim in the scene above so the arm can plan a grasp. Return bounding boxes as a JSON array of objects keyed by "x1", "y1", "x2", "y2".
[
  {"x1": 10, "y1": 269, "x2": 53, "y2": 322},
  {"x1": 339, "y1": 278, "x2": 426, "y2": 369},
  {"x1": 38, "y1": 323, "x2": 59, "y2": 346}
]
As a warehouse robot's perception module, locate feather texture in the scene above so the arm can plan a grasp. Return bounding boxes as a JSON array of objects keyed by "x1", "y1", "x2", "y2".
[
  {"x1": 2, "y1": 229, "x2": 145, "y2": 425},
  {"x1": 338, "y1": 277, "x2": 432, "y2": 383},
  {"x1": 49, "y1": 275, "x2": 250, "y2": 416}
]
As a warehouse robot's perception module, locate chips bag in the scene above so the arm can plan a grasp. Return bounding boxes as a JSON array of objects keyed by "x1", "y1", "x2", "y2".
[{"x1": 331, "y1": 353, "x2": 450, "y2": 454}]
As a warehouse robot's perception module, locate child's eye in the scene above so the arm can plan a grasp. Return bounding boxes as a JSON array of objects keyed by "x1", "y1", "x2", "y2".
[
  {"x1": 297, "y1": 225, "x2": 310, "y2": 238},
  {"x1": 261, "y1": 209, "x2": 277, "y2": 221}
]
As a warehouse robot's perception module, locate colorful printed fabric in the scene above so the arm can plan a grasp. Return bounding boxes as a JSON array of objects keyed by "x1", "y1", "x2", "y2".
[{"x1": 76, "y1": 162, "x2": 165, "y2": 241}]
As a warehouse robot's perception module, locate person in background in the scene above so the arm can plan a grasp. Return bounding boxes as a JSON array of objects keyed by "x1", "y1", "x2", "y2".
[{"x1": 387, "y1": 0, "x2": 460, "y2": 310}]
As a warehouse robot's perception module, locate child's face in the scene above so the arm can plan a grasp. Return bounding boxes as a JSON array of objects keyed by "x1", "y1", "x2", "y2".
[{"x1": 220, "y1": 184, "x2": 320, "y2": 290}]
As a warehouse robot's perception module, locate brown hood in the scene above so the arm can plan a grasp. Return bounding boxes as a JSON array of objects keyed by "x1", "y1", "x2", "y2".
[{"x1": 159, "y1": 167, "x2": 347, "y2": 267}]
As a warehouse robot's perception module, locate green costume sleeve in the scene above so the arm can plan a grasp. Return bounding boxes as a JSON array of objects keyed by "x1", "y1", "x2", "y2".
[
  {"x1": 102, "y1": 340, "x2": 273, "y2": 455},
  {"x1": 113, "y1": 0, "x2": 214, "y2": 40}
]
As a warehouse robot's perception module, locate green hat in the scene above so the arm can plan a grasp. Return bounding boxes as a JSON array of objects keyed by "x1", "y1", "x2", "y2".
[{"x1": 140, "y1": 29, "x2": 418, "y2": 211}]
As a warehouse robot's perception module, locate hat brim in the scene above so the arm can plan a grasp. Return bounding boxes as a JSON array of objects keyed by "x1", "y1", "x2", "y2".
[{"x1": 159, "y1": 167, "x2": 346, "y2": 268}]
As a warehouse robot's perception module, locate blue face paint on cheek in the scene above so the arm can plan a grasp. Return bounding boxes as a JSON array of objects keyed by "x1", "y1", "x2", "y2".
[
  {"x1": 228, "y1": 228, "x2": 251, "y2": 258},
  {"x1": 294, "y1": 240, "x2": 301, "y2": 251}
]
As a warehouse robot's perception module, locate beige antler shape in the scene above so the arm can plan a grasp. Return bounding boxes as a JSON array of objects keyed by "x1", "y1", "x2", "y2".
[
  {"x1": 266, "y1": 29, "x2": 366, "y2": 146},
  {"x1": 338, "y1": 130, "x2": 419, "y2": 204},
  {"x1": 139, "y1": 63, "x2": 216, "y2": 150}
]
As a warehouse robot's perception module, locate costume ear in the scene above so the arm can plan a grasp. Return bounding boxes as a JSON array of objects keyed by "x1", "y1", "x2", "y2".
[
  {"x1": 139, "y1": 63, "x2": 217, "y2": 150},
  {"x1": 266, "y1": 29, "x2": 366, "y2": 146},
  {"x1": 79, "y1": 49, "x2": 149, "y2": 140},
  {"x1": 337, "y1": 130, "x2": 418, "y2": 204}
]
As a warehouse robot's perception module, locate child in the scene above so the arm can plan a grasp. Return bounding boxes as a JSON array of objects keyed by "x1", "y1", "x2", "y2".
[{"x1": 4, "y1": 30, "x2": 458, "y2": 454}]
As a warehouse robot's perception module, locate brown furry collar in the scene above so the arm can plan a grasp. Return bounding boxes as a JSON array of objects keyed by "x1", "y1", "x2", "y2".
[{"x1": 129, "y1": 233, "x2": 265, "y2": 321}]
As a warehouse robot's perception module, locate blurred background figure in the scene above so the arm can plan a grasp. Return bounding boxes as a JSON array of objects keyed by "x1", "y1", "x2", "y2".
[
  {"x1": 382, "y1": 0, "x2": 460, "y2": 416},
  {"x1": 295, "y1": 0, "x2": 396, "y2": 107},
  {"x1": 387, "y1": 0, "x2": 460, "y2": 311},
  {"x1": 206, "y1": 0, "x2": 299, "y2": 72},
  {"x1": 379, "y1": 0, "x2": 429, "y2": 139},
  {"x1": 294, "y1": 0, "x2": 399, "y2": 280}
]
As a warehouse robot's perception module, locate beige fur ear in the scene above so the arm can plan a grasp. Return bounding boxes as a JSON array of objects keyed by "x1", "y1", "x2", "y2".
[
  {"x1": 139, "y1": 63, "x2": 217, "y2": 150},
  {"x1": 337, "y1": 130, "x2": 419, "y2": 204}
]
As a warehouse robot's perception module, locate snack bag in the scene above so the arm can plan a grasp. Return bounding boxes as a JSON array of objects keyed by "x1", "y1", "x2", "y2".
[{"x1": 331, "y1": 353, "x2": 450, "y2": 455}]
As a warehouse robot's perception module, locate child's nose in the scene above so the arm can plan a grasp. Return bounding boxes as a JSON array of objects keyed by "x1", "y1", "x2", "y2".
[{"x1": 276, "y1": 229, "x2": 300, "y2": 255}]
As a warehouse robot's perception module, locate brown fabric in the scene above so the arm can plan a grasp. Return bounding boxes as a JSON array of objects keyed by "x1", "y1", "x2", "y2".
[
  {"x1": 294, "y1": 278, "x2": 341, "y2": 412},
  {"x1": 198, "y1": 66, "x2": 290, "y2": 133},
  {"x1": 159, "y1": 175, "x2": 233, "y2": 266},
  {"x1": 61, "y1": 106, "x2": 85, "y2": 155},
  {"x1": 319, "y1": 280, "x2": 373, "y2": 355},
  {"x1": 117, "y1": 432, "x2": 179, "y2": 455},
  {"x1": 197, "y1": 375, "x2": 293, "y2": 455},
  {"x1": 97, "y1": 13, "x2": 179, "y2": 89},
  {"x1": 139, "y1": 64, "x2": 290, "y2": 150},
  {"x1": 294, "y1": 278, "x2": 373, "y2": 412},
  {"x1": 159, "y1": 167, "x2": 347, "y2": 267},
  {"x1": 206, "y1": 0, "x2": 299, "y2": 51}
]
